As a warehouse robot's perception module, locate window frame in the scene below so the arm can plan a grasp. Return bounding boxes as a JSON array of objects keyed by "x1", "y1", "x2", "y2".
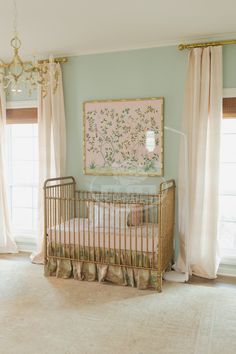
[
  {"x1": 6, "y1": 100, "x2": 38, "y2": 249},
  {"x1": 219, "y1": 89, "x2": 236, "y2": 268}
]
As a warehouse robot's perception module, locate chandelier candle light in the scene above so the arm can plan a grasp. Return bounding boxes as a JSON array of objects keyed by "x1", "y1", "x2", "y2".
[{"x1": 0, "y1": 0, "x2": 67, "y2": 96}]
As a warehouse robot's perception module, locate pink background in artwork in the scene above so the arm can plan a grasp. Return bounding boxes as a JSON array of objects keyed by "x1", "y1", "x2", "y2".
[{"x1": 85, "y1": 99, "x2": 163, "y2": 174}]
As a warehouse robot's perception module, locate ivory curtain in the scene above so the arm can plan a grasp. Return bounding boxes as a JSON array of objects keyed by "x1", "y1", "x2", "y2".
[
  {"x1": 0, "y1": 80, "x2": 18, "y2": 253},
  {"x1": 31, "y1": 62, "x2": 66, "y2": 263},
  {"x1": 177, "y1": 46, "x2": 222, "y2": 279}
]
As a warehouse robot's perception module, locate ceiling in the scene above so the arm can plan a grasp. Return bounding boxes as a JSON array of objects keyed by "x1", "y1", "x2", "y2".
[{"x1": 0, "y1": 0, "x2": 236, "y2": 59}]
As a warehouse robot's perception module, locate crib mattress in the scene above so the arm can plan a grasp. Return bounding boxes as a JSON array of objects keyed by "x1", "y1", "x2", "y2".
[{"x1": 47, "y1": 218, "x2": 159, "y2": 253}]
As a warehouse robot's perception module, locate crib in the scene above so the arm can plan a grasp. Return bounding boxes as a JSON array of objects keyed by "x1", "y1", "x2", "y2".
[{"x1": 44, "y1": 176, "x2": 175, "y2": 291}]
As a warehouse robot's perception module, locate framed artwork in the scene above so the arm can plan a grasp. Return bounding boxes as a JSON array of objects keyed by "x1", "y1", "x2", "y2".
[{"x1": 83, "y1": 97, "x2": 164, "y2": 176}]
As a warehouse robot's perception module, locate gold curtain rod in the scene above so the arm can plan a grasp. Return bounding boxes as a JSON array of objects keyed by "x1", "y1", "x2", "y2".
[
  {"x1": 0, "y1": 56, "x2": 68, "y2": 69},
  {"x1": 38, "y1": 57, "x2": 68, "y2": 64},
  {"x1": 178, "y1": 39, "x2": 236, "y2": 51}
]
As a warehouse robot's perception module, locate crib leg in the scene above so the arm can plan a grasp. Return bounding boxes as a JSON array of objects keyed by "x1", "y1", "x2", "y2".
[
  {"x1": 156, "y1": 274, "x2": 162, "y2": 293},
  {"x1": 44, "y1": 262, "x2": 49, "y2": 277},
  {"x1": 166, "y1": 262, "x2": 172, "y2": 272}
]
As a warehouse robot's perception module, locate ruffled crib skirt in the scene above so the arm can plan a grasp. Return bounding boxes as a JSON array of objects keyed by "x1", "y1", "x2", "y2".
[{"x1": 45, "y1": 244, "x2": 159, "y2": 290}]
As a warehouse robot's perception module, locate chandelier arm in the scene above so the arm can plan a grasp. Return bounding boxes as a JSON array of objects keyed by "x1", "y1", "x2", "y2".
[
  {"x1": 0, "y1": 0, "x2": 68, "y2": 95},
  {"x1": 0, "y1": 60, "x2": 9, "y2": 68}
]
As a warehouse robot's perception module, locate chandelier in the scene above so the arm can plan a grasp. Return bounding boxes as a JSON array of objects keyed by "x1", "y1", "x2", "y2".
[{"x1": 0, "y1": 1, "x2": 67, "y2": 96}]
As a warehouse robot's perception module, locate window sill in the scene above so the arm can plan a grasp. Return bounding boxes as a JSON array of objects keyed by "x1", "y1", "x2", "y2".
[{"x1": 15, "y1": 236, "x2": 36, "y2": 252}]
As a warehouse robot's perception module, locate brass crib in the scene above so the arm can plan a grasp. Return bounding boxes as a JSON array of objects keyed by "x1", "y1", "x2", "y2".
[{"x1": 44, "y1": 176, "x2": 175, "y2": 291}]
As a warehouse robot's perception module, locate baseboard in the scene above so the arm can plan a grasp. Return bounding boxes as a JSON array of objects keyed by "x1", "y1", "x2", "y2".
[
  {"x1": 218, "y1": 263, "x2": 236, "y2": 277},
  {"x1": 15, "y1": 237, "x2": 36, "y2": 252}
]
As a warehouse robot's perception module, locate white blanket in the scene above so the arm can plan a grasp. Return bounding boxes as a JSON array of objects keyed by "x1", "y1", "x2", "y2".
[{"x1": 48, "y1": 218, "x2": 159, "y2": 253}]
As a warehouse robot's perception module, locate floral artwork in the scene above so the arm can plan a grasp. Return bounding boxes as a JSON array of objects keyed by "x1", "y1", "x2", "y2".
[{"x1": 83, "y1": 98, "x2": 164, "y2": 176}]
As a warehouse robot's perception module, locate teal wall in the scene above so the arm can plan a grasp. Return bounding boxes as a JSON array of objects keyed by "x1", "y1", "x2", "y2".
[
  {"x1": 223, "y1": 45, "x2": 236, "y2": 87},
  {"x1": 62, "y1": 46, "x2": 188, "y2": 192}
]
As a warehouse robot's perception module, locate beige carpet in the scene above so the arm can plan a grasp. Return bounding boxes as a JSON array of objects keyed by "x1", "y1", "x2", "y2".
[{"x1": 1, "y1": 254, "x2": 236, "y2": 354}]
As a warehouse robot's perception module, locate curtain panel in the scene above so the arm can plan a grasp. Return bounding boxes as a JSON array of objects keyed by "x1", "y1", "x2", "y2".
[
  {"x1": 177, "y1": 46, "x2": 222, "y2": 279},
  {"x1": 31, "y1": 62, "x2": 66, "y2": 264},
  {"x1": 0, "y1": 79, "x2": 18, "y2": 253}
]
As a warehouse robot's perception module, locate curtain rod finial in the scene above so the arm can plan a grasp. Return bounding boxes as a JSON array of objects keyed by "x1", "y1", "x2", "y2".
[{"x1": 178, "y1": 44, "x2": 185, "y2": 51}]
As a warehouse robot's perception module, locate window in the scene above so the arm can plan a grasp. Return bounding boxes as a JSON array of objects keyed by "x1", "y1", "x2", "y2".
[
  {"x1": 219, "y1": 98, "x2": 236, "y2": 264},
  {"x1": 6, "y1": 107, "x2": 38, "y2": 243}
]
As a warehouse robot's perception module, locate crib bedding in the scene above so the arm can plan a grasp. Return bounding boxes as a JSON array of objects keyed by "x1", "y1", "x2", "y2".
[
  {"x1": 47, "y1": 218, "x2": 159, "y2": 253},
  {"x1": 46, "y1": 217, "x2": 159, "y2": 288}
]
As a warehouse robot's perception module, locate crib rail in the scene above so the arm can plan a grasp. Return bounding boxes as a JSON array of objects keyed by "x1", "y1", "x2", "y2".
[
  {"x1": 44, "y1": 176, "x2": 76, "y2": 265},
  {"x1": 159, "y1": 180, "x2": 175, "y2": 273},
  {"x1": 44, "y1": 177, "x2": 175, "y2": 291}
]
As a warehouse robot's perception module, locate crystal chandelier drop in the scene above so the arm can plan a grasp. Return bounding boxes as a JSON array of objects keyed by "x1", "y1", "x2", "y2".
[{"x1": 0, "y1": 1, "x2": 66, "y2": 96}]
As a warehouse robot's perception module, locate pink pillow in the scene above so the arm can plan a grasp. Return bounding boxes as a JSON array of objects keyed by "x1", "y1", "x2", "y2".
[{"x1": 127, "y1": 204, "x2": 144, "y2": 227}]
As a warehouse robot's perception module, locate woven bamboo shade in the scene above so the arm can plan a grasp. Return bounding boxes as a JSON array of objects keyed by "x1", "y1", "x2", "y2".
[
  {"x1": 223, "y1": 97, "x2": 236, "y2": 118},
  {"x1": 6, "y1": 108, "x2": 37, "y2": 124}
]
